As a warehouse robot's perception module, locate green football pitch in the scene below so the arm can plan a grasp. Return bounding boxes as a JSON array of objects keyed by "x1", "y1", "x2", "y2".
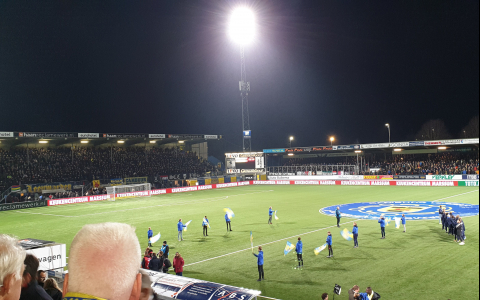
[{"x1": 1, "y1": 185, "x2": 479, "y2": 299}]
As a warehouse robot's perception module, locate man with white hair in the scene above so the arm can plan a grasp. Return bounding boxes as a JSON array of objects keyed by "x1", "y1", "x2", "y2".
[
  {"x1": 0, "y1": 234, "x2": 26, "y2": 300},
  {"x1": 63, "y1": 223, "x2": 142, "y2": 300}
]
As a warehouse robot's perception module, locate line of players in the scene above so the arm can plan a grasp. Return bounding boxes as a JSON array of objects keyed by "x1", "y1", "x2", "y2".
[{"x1": 439, "y1": 205, "x2": 466, "y2": 245}]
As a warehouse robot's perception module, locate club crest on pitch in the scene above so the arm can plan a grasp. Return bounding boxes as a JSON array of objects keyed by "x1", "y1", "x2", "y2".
[{"x1": 321, "y1": 201, "x2": 479, "y2": 220}]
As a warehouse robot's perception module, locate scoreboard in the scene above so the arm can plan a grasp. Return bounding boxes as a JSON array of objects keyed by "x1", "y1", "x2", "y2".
[{"x1": 225, "y1": 152, "x2": 265, "y2": 174}]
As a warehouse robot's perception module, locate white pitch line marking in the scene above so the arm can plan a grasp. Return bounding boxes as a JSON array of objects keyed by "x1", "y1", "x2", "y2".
[
  {"x1": 14, "y1": 211, "x2": 76, "y2": 218},
  {"x1": 258, "y1": 296, "x2": 282, "y2": 300},
  {"x1": 184, "y1": 219, "x2": 361, "y2": 267},
  {"x1": 430, "y1": 189, "x2": 479, "y2": 202}
]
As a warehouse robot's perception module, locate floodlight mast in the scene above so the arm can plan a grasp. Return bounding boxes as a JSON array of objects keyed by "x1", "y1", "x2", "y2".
[
  {"x1": 229, "y1": 7, "x2": 254, "y2": 152},
  {"x1": 240, "y1": 46, "x2": 251, "y2": 152}
]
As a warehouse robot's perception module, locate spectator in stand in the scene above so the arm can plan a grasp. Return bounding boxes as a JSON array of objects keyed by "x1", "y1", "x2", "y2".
[
  {"x1": 36, "y1": 270, "x2": 46, "y2": 288},
  {"x1": 19, "y1": 255, "x2": 52, "y2": 300},
  {"x1": 62, "y1": 223, "x2": 142, "y2": 300},
  {"x1": 173, "y1": 252, "x2": 184, "y2": 276},
  {"x1": 0, "y1": 147, "x2": 216, "y2": 194},
  {"x1": 42, "y1": 279, "x2": 62, "y2": 300},
  {"x1": 0, "y1": 234, "x2": 26, "y2": 300}
]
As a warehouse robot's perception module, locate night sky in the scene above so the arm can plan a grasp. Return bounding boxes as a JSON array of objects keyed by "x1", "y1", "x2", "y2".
[{"x1": 1, "y1": 1, "x2": 478, "y2": 151}]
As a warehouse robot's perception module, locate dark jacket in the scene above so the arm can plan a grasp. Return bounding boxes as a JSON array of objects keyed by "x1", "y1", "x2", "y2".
[
  {"x1": 456, "y1": 222, "x2": 464, "y2": 237},
  {"x1": 20, "y1": 281, "x2": 53, "y2": 300},
  {"x1": 45, "y1": 288, "x2": 63, "y2": 300},
  {"x1": 149, "y1": 257, "x2": 162, "y2": 272},
  {"x1": 163, "y1": 258, "x2": 172, "y2": 273}
]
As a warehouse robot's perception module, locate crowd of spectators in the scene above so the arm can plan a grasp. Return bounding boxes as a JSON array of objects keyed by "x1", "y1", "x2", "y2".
[
  {"x1": 367, "y1": 152, "x2": 478, "y2": 175},
  {"x1": 0, "y1": 146, "x2": 215, "y2": 193},
  {"x1": 280, "y1": 152, "x2": 479, "y2": 175}
]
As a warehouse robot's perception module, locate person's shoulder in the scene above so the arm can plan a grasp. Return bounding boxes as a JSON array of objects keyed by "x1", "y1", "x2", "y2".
[{"x1": 36, "y1": 284, "x2": 54, "y2": 300}]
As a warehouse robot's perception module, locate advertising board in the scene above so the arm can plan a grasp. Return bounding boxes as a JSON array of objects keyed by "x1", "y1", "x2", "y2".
[
  {"x1": 361, "y1": 143, "x2": 389, "y2": 149},
  {"x1": 26, "y1": 244, "x2": 67, "y2": 270},
  {"x1": 0, "y1": 200, "x2": 48, "y2": 211},
  {"x1": 78, "y1": 133, "x2": 99, "y2": 138},
  {"x1": 427, "y1": 175, "x2": 463, "y2": 180},
  {"x1": 393, "y1": 175, "x2": 426, "y2": 180},
  {"x1": 0, "y1": 132, "x2": 14, "y2": 138}
]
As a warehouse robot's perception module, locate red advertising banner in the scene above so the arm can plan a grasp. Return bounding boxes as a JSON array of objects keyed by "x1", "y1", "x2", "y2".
[{"x1": 47, "y1": 179, "x2": 467, "y2": 207}]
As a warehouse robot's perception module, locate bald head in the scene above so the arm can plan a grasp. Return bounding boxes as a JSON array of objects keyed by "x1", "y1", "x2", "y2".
[{"x1": 66, "y1": 223, "x2": 141, "y2": 300}]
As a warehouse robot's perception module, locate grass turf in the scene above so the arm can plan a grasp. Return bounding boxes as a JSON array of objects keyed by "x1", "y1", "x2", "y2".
[{"x1": 1, "y1": 185, "x2": 478, "y2": 299}]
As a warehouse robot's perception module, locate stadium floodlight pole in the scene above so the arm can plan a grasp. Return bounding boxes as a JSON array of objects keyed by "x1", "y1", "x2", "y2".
[
  {"x1": 289, "y1": 136, "x2": 294, "y2": 148},
  {"x1": 330, "y1": 136, "x2": 335, "y2": 146},
  {"x1": 385, "y1": 123, "x2": 390, "y2": 144},
  {"x1": 229, "y1": 7, "x2": 256, "y2": 152}
]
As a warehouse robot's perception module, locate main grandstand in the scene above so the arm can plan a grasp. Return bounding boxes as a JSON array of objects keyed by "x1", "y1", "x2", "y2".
[{"x1": 0, "y1": 132, "x2": 223, "y2": 203}]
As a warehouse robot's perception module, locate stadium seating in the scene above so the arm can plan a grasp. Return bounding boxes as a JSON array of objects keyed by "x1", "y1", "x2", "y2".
[{"x1": 0, "y1": 147, "x2": 215, "y2": 193}]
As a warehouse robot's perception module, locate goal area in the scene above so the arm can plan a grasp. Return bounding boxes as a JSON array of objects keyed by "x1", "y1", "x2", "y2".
[{"x1": 106, "y1": 183, "x2": 151, "y2": 201}]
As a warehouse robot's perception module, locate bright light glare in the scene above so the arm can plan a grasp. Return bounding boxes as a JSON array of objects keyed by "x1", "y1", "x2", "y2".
[
  {"x1": 117, "y1": 141, "x2": 125, "y2": 144},
  {"x1": 81, "y1": 141, "x2": 89, "y2": 144},
  {"x1": 438, "y1": 146, "x2": 447, "y2": 150},
  {"x1": 288, "y1": 153, "x2": 294, "y2": 156},
  {"x1": 150, "y1": 141, "x2": 156, "y2": 144},
  {"x1": 355, "y1": 150, "x2": 362, "y2": 153},
  {"x1": 330, "y1": 137, "x2": 335, "y2": 142},
  {"x1": 289, "y1": 136, "x2": 294, "y2": 141},
  {"x1": 228, "y1": 7, "x2": 256, "y2": 45},
  {"x1": 393, "y1": 148, "x2": 402, "y2": 152},
  {"x1": 39, "y1": 141, "x2": 48, "y2": 144}
]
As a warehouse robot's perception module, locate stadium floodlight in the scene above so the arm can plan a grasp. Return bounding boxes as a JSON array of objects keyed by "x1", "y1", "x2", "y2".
[
  {"x1": 393, "y1": 148, "x2": 402, "y2": 152},
  {"x1": 355, "y1": 150, "x2": 362, "y2": 153},
  {"x1": 39, "y1": 141, "x2": 48, "y2": 144},
  {"x1": 289, "y1": 136, "x2": 294, "y2": 147},
  {"x1": 288, "y1": 153, "x2": 294, "y2": 156},
  {"x1": 228, "y1": 7, "x2": 256, "y2": 46},
  {"x1": 81, "y1": 140, "x2": 89, "y2": 144},
  {"x1": 150, "y1": 141, "x2": 156, "y2": 144},
  {"x1": 330, "y1": 136, "x2": 335, "y2": 146},
  {"x1": 438, "y1": 146, "x2": 447, "y2": 150},
  {"x1": 117, "y1": 140, "x2": 125, "y2": 144},
  {"x1": 385, "y1": 123, "x2": 391, "y2": 144},
  {"x1": 178, "y1": 140, "x2": 185, "y2": 144}
]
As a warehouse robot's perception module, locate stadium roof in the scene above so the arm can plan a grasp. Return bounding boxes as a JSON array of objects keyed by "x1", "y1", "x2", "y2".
[
  {"x1": 0, "y1": 132, "x2": 221, "y2": 147},
  {"x1": 263, "y1": 138, "x2": 479, "y2": 154}
]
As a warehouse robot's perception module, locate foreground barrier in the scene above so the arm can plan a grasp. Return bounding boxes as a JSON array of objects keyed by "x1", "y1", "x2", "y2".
[{"x1": 44, "y1": 179, "x2": 479, "y2": 207}]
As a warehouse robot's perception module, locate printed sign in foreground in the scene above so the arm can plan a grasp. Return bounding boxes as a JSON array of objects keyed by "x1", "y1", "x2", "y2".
[
  {"x1": 147, "y1": 271, "x2": 260, "y2": 299},
  {"x1": 321, "y1": 201, "x2": 479, "y2": 220}
]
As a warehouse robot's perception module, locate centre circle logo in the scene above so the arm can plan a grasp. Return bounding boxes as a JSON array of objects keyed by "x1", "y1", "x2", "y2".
[{"x1": 320, "y1": 201, "x2": 479, "y2": 220}]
